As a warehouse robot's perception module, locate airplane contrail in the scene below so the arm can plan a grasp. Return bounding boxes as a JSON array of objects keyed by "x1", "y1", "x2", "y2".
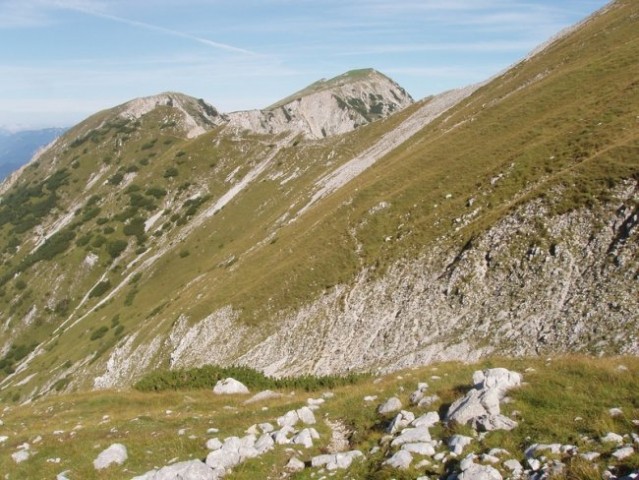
[{"x1": 50, "y1": 0, "x2": 258, "y2": 56}]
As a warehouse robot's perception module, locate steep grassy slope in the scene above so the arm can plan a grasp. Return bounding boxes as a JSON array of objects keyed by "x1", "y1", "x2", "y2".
[
  {"x1": 0, "y1": 357, "x2": 637, "y2": 478},
  {"x1": 0, "y1": 1, "x2": 637, "y2": 402}
]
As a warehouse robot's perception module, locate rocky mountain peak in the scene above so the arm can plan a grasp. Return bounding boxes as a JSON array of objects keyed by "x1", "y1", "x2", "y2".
[
  {"x1": 115, "y1": 92, "x2": 225, "y2": 139},
  {"x1": 226, "y1": 68, "x2": 413, "y2": 139}
]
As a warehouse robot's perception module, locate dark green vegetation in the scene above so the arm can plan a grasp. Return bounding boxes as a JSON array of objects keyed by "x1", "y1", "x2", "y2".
[{"x1": 134, "y1": 364, "x2": 368, "y2": 392}]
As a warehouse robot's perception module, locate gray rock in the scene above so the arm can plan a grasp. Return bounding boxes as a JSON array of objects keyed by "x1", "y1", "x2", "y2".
[
  {"x1": 472, "y1": 368, "x2": 522, "y2": 393},
  {"x1": 528, "y1": 458, "x2": 541, "y2": 471},
  {"x1": 504, "y1": 459, "x2": 523, "y2": 473},
  {"x1": 11, "y1": 449, "x2": 30, "y2": 464},
  {"x1": 602, "y1": 432, "x2": 624, "y2": 444},
  {"x1": 258, "y1": 422, "x2": 274, "y2": 433},
  {"x1": 296, "y1": 406, "x2": 316, "y2": 425},
  {"x1": 447, "y1": 368, "x2": 521, "y2": 431},
  {"x1": 311, "y1": 450, "x2": 363, "y2": 470},
  {"x1": 401, "y1": 442, "x2": 436, "y2": 456},
  {"x1": 131, "y1": 460, "x2": 219, "y2": 480},
  {"x1": 459, "y1": 463, "x2": 503, "y2": 480},
  {"x1": 213, "y1": 378, "x2": 249, "y2": 395},
  {"x1": 388, "y1": 410, "x2": 415, "y2": 434},
  {"x1": 409, "y1": 383, "x2": 429, "y2": 405},
  {"x1": 609, "y1": 407, "x2": 624, "y2": 417},
  {"x1": 412, "y1": 411, "x2": 440, "y2": 428},
  {"x1": 472, "y1": 413, "x2": 518, "y2": 431},
  {"x1": 93, "y1": 443, "x2": 127, "y2": 470},
  {"x1": 286, "y1": 457, "x2": 305, "y2": 472},
  {"x1": 277, "y1": 410, "x2": 299, "y2": 428},
  {"x1": 291, "y1": 429, "x2": 314, "y2": 448},
  {"x1": 378, "y1": 397, "x2": 402, "y2": 414},
  {"x1": 384, "y1": 450, "x2": 413, "y2": 469},
  {"x1": 255, "y1": 433, "x2": 275, "y2": 453},
  {"x1": 206, "y1": 438, "x2": 222, "y2": 450},
  {"x1": 206, "y1": 448, "x2": 240, "y2": 471},
  {"x1": 448, "y1": 435, "x2": 473, "y2": 455},
  {"x1": 391, "y1": 426, "x2": 432, "y2": 447},
  {"x1": 272, "y1": 426, "x2": 294, "y2": 444},
  {"x1": 613, "y1": 446, "x2": 635, "y2": 460}
]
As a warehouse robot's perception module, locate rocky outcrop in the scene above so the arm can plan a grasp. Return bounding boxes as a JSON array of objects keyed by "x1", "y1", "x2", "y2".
[
  {"x1": 446, "y1": 368, "x2": 521, "y2": 431},
  {"x1": 226, "y1": 69, "x2": 413, "y2": 139}
]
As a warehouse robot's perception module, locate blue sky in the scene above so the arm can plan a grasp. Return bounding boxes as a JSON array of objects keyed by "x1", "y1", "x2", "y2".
[{"x1": 0, "y1": 0, "x2": 609, "y2": 130}]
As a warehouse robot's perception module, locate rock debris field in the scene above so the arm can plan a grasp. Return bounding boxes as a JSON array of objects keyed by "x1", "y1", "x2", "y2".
[{"x1": 3, "y1": 367, "x2": 639, "y2": 479}]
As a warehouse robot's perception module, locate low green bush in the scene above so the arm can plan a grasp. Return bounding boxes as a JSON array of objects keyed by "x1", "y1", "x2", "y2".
[{"x1": 134, "y1": 364, "x2": 368, "y2": 392}]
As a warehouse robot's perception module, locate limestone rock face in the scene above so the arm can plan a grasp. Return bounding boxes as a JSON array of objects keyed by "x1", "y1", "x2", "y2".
[{"x1": 227, "y1": 69, "x2": 413, "y2": 140}]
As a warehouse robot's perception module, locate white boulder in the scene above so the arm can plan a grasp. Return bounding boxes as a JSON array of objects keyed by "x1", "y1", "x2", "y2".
[
  {"x1": 391, "y1": 426, "x2": 432, "y2": 447},
  {"x1": 378, "y1": 397, "x2": 402, "y2": 414},
  {"x1": 286, "y1": 457, "x2": 305, "y2": 472},
  {"x1": 459, "y1": 463, "x2": 503, "y2": 480},
  {"x1": 213, "y1": 378, "x2": 249, "y2": 395},
  {"x1": 93, "y1": 443, "x2": 128, "y2": 470},
  {"x1": 131, "y1": 460, "x2": 218, "y2": 480},
  {"x1": 384, "y1": 450, "x2": 413, "y2": 469}
]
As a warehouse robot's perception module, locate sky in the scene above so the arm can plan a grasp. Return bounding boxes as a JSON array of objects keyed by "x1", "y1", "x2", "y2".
[{"x1": 0, "y1": 0, "x2": 609, "y2": 130}]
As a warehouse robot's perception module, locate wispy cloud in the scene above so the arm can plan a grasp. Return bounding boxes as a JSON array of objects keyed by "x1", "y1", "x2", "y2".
[{"x1": 0, "y1": 0, "x2": 257, "y2": 55}]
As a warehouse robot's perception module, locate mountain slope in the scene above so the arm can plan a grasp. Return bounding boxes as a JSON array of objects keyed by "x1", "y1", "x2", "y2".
[{"x1": 0, "y1": 0, "x2": 638, "y2": 402}]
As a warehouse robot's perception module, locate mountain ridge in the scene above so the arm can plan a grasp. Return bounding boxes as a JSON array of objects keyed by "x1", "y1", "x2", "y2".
[{"x1": 0, "y1": 0, "x2": 637, "y2": 403}]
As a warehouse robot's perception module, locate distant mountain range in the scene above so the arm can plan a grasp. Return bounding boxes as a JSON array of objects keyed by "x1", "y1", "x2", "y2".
[{"x1": 0, "y1": 127, "x2": 66, "y2": 180}]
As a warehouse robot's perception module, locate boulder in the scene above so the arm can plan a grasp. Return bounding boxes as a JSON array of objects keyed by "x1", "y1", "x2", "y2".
[
  {"x1": 291, "y1": 429, "x2": 314, "y2": 448},
  {"x1": 93, "y1": 443, "x2": 128, "y2": 470},
  {"x1": 411, "y1": 411, "x2": 440, "y2": 428},
  {"x1": 472, "y1": 368, "x2": 521, "y2": 393},
  {"x1": 286, "y1": 457, "x2": 305, "y2": 472},
  {"x1": 206, "y1": 438, "x2": 222, "y2": 450},
  {"x1": 213, "y1": 378, "x2": 249, "y2": 395},
  {"x1": 401, "y1": 442, "x2": 436, "y2": 456},
  {"x1": 448, "y1": 435, "x2": 473, "y2": 455},
  {"x1": 602, "y1": 432, "x2": 624, "y2": 444},
  {"x1": 503, "y1": 459, "x2": 523, "y2": 473},
  {"x1": 378, "y1": 397, "x2": 402, "y2": 414},
  {"x1": 391, "y1": 426, "x2": 432, "y2": 447},
  {"x1": 277, "y1": 410, "x2": 299, "y2": 428},
  {"x1": 311, "y1": 450, "x2": 363, "y2": 470},
  {"x1": 387, "y1": 410, "x2": 415, "y2": 434},
  {"x1": 255, "y1": 433, "x2": 275, "y2": 453},
  {"x1": 384, "y1": 450, "x2": 413, "y2": 469},
  {"x1": 446, "y1": 368, "x2": 521, "y2": 431},
  {"x1": 296, "y1": 406, "x2": 316, "y2": 425},
  {"x1": 131, "y1": 460, "x2": 219, "y2": 480},
  {"x1": 613, "y1": 446, "x2": 635, "y2": 460},
  {"x1": 459, "y1": 463, "x2": 503, "y2": 480},
  {"x1": 472, "y1": 414, "x2": 518, "y2": 431},
  {"x1": 206, "y1": 448, "x2": 240, "y2": 471}
]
